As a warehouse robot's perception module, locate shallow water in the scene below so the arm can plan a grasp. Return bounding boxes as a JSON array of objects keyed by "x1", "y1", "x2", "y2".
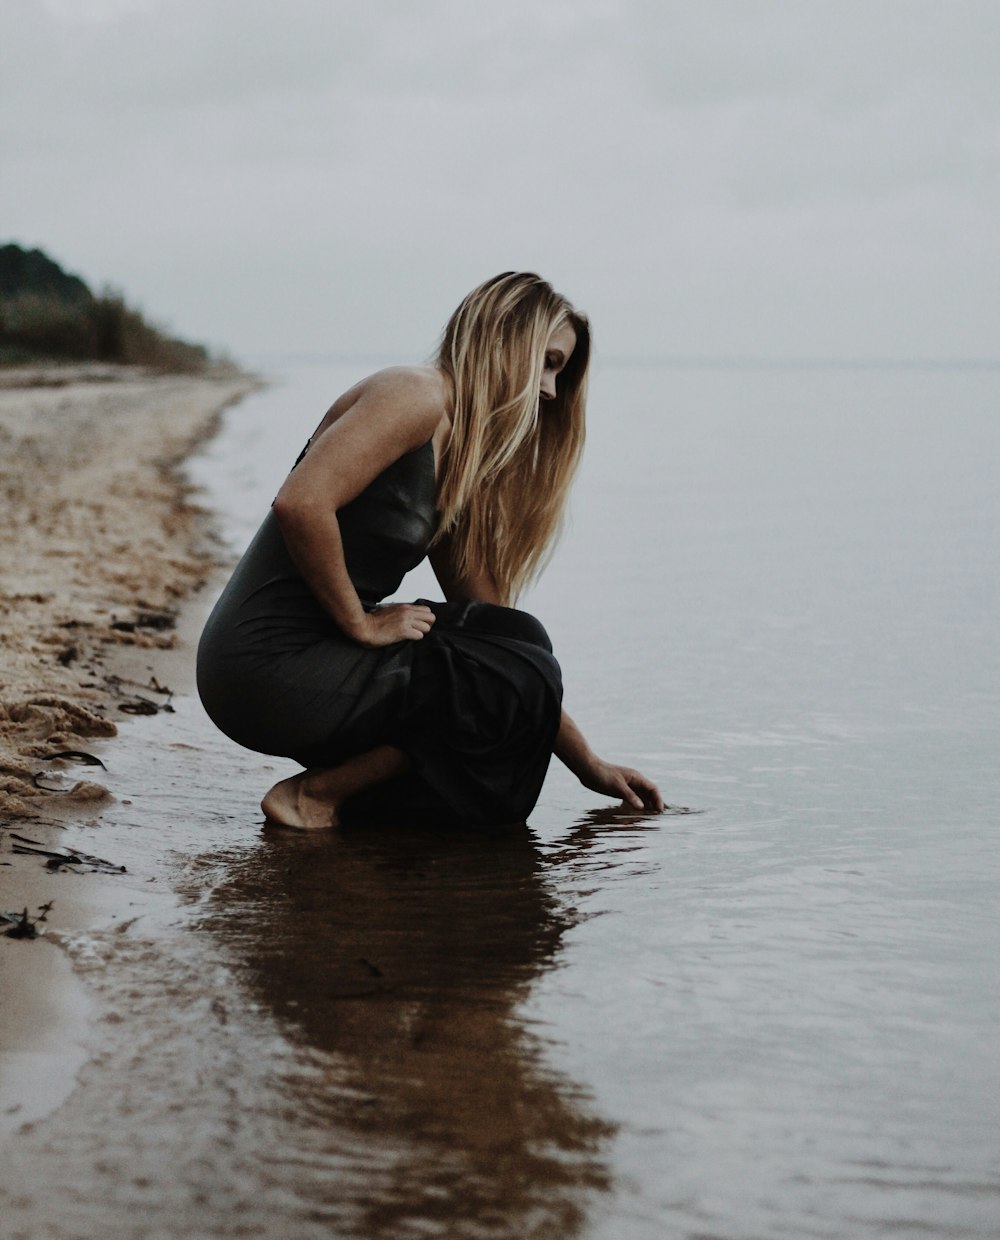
[{"x1": 2, "y1": 361, "x2": 998, "y2": 1239}]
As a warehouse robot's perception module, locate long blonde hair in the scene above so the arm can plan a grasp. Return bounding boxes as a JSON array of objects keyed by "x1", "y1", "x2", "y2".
[{"x1": 434, "y1": 272, "x2": 590, "y2": 604}]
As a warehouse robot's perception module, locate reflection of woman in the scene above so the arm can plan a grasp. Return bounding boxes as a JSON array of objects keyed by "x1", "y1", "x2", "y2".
[
  {"x1": 200, "y1": 822, "x2": 616, "y2": 1234},
  {"x1": 197, "y1": 272, "x2": 663, "y2": 828}
]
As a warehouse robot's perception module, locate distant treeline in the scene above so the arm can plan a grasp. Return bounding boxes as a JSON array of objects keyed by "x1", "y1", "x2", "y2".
[{"x1": 0, "y1": 243, "x2": 217, "y2": 373}]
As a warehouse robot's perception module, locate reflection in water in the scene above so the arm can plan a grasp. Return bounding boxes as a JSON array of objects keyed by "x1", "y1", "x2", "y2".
[{"x1": 198, "y1": 820, "x2": 619, "y2": 1239}]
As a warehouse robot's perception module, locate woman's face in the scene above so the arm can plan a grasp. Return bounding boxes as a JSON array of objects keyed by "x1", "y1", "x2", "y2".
[{"x1": 539, "y1": 321, "x2": 577, "y2": 402}]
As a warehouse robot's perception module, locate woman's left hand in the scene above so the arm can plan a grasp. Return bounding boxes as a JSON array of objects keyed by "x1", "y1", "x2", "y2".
[{"x1": 580, "y1": 758, "x2": 665, "y2": 813}]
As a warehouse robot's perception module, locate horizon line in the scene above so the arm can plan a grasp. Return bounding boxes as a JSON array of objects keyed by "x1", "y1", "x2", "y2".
[{"x1": 247, "y1": 350, "x2": 1000, "y2": 373}]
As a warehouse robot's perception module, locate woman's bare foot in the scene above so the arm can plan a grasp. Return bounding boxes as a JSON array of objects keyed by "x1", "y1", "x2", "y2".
[
  {"x1": 261, "y1": 772, "x2": 340, "y2": 830},
  {"x1": 260, "y1": 747, "x2": 410, "y2": 831}
]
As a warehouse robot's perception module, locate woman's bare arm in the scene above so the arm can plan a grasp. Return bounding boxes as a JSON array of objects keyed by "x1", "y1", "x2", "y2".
[
  {"x1": 428, "y1": 530, "x2": 503, "y2": 605},
  {"x1": 273, "y1": 367, "x2": 448, "y2": 647},
  {"x1": 554, "y1": 711, "x2": 664, "y2": 811}
]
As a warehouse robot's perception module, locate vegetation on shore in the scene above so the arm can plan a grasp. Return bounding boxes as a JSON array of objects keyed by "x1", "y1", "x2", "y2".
[{"x1": 0, "y1": 243, "x2": 224, "y2": 373}]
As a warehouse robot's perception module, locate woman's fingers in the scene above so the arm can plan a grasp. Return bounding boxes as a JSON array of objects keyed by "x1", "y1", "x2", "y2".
[
  {"x1": 624, "y1": 768, "x2": 665, "y2": 812},
  {"x1": 402, "y1": 604, "x2": 435, "y2": 637},
  {"x1": 568, "y1": 744, "x2": 669, "y2": 815},
  {"x1": 409, "y1": 606, "x2": 435, "y2": 633},
  {"x1": 362, "y1": 603, "x2": 436, "y2": 645},
  {"x1": 596, "y1": 762, "x2": 665, "y2": 813},
  {"x1": 614, "y1": 770, "x2": 645, "y2": 810}
]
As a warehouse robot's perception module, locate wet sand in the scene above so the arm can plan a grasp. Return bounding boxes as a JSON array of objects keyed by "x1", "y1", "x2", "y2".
[
  {"x1": 0, "y1": 363, "x2": 257, "y2": 1134},
  {"x1": 0, "y1": 363, "x2": 258, "y2": 819}
]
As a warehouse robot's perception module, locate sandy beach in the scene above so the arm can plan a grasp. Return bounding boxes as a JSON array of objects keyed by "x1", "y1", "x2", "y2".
[
  {"x1": 0, "y1": 364, "x2": 257, "y2": 1133},
  {"x1": 0, "y1": 364, "x2": 258, "y2": 817}
]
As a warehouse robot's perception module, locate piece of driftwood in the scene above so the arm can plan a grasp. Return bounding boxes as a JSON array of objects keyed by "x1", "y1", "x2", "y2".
[{"x1": 41, "y1": 750, "x2": 108, "y2": 769}]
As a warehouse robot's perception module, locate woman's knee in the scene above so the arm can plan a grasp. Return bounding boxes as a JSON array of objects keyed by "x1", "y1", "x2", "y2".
[{"x1": 463, "y1": 602, "x2": 553, "y2": 652}]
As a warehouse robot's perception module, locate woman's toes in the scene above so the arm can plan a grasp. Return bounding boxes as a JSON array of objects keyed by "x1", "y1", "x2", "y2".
[{"x1": 261, "y1": 777, "x2": 303, "y2": 827}]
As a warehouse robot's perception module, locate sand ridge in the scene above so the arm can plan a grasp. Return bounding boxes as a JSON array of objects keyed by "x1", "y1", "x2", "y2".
[{"x1": 0, "y1": 365, "x2": 257, "y2": 819}]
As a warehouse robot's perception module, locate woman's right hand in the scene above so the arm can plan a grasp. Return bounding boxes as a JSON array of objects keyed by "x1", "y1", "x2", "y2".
[{"x1": 352, "y1": 603, "x2": 436, "y2": 647}]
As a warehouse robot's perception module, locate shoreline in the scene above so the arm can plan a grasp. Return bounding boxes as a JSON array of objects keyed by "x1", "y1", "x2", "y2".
[{"x1": 0, "y1": 363, "x2": 259, "y2": 1136}]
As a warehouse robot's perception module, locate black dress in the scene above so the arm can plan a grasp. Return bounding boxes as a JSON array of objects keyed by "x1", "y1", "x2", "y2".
[{"x1": 196, "y1": 440, "x2": 563, "y2": 827}]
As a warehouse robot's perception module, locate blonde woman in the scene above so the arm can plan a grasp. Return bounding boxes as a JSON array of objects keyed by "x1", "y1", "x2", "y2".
[{"x1": 197, "y1": 272, "x2": 663, "y2": 829}]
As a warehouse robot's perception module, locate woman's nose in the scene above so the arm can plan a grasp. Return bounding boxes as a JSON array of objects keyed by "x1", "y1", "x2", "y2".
[{"x1": 539, "y1": 374, "x2": 556, "y2": 401}]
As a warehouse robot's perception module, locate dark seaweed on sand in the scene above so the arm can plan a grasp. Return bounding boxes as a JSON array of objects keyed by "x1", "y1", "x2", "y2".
[
  {"x1": 1, "y1": 901, "x2": 53, "y2": 939},
  {"x1": 9, "y1": 833, "x2": 126, "y2": 874}
]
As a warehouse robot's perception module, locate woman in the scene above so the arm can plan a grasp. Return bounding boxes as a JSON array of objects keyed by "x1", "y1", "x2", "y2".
[{"x1": 197, "y1": 272, "x2": 663, "y2": 829}]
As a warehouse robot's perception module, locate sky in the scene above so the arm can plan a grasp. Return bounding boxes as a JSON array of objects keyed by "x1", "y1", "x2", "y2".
[{"x1": 2, "y1": 0, "x2": 998, "y2": 364}]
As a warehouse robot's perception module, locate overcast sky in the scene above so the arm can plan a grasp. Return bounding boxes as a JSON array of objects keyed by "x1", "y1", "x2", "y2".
[{"x1": 2, "y1": 0, "x2": 998, "y2": 363}]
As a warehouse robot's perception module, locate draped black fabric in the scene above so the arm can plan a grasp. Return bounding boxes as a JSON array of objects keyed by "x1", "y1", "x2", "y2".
[{"x1": 196, "y1": 441, "x2": 562, "y2": 827}]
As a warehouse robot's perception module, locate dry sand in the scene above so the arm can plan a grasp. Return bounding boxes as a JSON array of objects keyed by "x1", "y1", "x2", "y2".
[
  {"x1": 0, "y1": 363, "x2": 255, "y2": 820},
  {"x1": 0, "y1": 363, "x2": 256, "y2": 1130}
]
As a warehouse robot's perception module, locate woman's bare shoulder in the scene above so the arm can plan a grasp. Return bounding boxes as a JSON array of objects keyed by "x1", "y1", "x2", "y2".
[
  {"x1": 355, "y1": 365, "x2": 448, "y2": 412},
  {"x1": 285, "y1": 366, "x2": 450, "y2": 508},
  {"x1": 321, "y1": 365, "x2": 450, "y2": 435}
]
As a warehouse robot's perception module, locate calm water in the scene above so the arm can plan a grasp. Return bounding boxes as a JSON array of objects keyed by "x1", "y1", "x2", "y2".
[{"x1": 3, "y1": 360, "x2": 998, "y2": 1239}]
